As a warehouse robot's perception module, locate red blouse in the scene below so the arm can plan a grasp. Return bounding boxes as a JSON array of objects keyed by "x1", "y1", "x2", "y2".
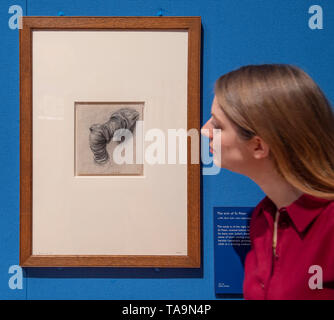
[{"x1": 243, "y1": 193, "x2": 334, "y2": 300}]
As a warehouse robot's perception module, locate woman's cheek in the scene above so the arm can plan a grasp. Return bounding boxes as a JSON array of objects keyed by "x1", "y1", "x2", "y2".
[{"x1": 213, "y1": 131, "x2": 223, "y2": 149}]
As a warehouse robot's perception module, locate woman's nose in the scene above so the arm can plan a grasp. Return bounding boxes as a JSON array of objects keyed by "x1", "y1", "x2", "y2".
[{"x1": 201, "y1": 119, "x2": 213, "y2": 139}]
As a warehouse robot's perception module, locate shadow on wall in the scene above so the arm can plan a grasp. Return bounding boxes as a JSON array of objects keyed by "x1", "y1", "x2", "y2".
[{"x1": 24, "y1": 266, "x2": 203, "y2": 279}]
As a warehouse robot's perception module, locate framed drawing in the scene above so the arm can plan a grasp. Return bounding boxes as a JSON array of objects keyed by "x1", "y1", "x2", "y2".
[{"x1": 20, "y1": 17, "x2": 201, "y2": 267}]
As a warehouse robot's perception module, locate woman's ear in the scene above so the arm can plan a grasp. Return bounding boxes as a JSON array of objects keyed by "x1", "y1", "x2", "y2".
[{"x1": 248, "y1": 136, "x2": 270, "y2": 160}]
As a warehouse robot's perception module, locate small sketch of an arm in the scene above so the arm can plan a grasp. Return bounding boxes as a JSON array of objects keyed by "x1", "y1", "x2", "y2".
[{"x1": 89, "y1": 108, "x2": 139, "y2": 164}]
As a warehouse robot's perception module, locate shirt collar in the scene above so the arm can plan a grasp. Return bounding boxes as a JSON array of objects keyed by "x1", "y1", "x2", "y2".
[{"x1": 262, "y1": 193, "x2": 332, "y2": 234}]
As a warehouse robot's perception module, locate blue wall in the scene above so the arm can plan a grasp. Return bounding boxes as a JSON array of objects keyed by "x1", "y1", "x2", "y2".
[{"x1": 1, "y1": 0, "x2": 333, "y2": 300}]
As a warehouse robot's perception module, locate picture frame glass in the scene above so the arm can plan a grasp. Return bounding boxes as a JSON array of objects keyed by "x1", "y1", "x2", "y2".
[{"x1": 32, "y1": 30, "x2": 189, "y2": 256}]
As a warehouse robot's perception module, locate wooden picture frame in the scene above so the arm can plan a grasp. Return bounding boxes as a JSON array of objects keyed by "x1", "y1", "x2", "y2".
[{"x1": 20, "y1": 17, "x2": 201, "y2": 267}]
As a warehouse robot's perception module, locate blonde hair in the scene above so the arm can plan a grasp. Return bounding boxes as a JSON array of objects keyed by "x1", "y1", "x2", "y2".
[{"x1": 214, "y1": 64, "x2": 334, "y2": 199}]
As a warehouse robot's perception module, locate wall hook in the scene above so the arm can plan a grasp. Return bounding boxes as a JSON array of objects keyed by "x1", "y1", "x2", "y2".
[{"x1": 156, "y1": 9, "x2": 164, "y2": 17}]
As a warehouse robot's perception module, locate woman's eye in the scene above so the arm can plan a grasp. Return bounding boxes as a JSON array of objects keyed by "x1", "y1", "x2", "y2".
[{"x1": 211, "y1": 118, "x2": 220, "y2": 129}]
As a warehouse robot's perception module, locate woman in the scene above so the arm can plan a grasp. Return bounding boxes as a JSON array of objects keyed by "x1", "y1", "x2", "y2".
[{"x1": 201, "y1": 64, "x2": 334, "y2": 300}]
